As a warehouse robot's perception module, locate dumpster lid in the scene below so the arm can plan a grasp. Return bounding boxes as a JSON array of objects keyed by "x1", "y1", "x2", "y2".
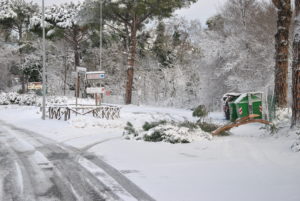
[
  {"x1": 222, "y1": 93, "x2": 241, "y2": 102},
  {"x1": 222, "y1": 93, "x2": 241, "y2": 98},
  {"x1": 234, "y1": 92, "x2": 263, "y2": 104}
]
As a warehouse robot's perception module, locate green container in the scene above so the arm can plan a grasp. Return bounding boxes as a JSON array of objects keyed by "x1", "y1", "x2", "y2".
[
  {"x1": 232, "y1": 93, "x2": 263, "y2": 121},
  {"x1": 225, "y1": 92, "x2": 263, "y2": 122},
  {"x1": 229, "y1": 102, "x2": 238, "y2": 122},
  {"x1": 236, "y1": 102, "x2": 249, "y2": 119},
  {"x1": 252, "y1": 101, "x2": 262, "y2": 119}
]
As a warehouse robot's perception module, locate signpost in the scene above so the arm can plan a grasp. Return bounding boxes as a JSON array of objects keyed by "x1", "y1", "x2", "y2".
[
  {"x1": 86, "y1": 71, "x2": 105, "y2": 80},
  {"x1": 75, "y1": 67, "x2": 87, "y2": 107},
  {"x1": 28, "y1": 82, "x2": 42, "y2": 90},
  {"x1": 86, "y1": 87, "x2": 105, "y2": 94},
  {"x1": 86, "y1": 71, "x2": 106, "y2": 105}
]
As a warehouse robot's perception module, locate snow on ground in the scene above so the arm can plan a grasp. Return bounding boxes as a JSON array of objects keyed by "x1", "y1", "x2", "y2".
[{"x1": 0, "y1": 104, "x2": 300, "y2": 201}]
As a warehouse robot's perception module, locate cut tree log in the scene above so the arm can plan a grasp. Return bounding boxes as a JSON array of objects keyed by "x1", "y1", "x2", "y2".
[{"x1": 212, "y1": 115, "x2": 272, "y2": 136}]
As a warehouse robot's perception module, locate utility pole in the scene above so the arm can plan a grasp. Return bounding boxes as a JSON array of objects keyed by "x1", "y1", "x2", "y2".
[
  {"x1": 99, "y1": 0, "x2": 102, "y2": 70},
  {"x1": 99, "y1": 0, "x2": 103, "y2": 104},
  {"x1": 42, "y1": 0, "x2": 46, "y2": 120}
]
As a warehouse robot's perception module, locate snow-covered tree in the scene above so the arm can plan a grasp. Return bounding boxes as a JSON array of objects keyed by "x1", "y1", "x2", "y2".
[
  {"x1": 0, "y1": 0, "x2": 39, "y2": 93},
  {"x1": 0, "y1": 0, "x2": 38, "y2": 41},
  {"x1": 272, "y1": 0, "x2": 292, "y2": 108},
  {"x1": 44, "y1": 2, "x2": 88, "y2": 68},
  {"x1": 292, "y1": 0, "x2": 300, "y2": 127},
  {"x1": 86, "y1": 0, "x2": 197, "y2": 104},
  {"x1": 152, "y1": 21, "x2": 174, "y2": 68}
]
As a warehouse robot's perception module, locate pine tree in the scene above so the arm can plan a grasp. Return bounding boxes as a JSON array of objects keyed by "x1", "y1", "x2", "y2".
[
  {"x1": 152, "y1": 21, "x2": 173, "y2": 68},
  {"x1": 0, "y1": 0, "x2": 39, "y2": 93},
  {"x1": 292, "y1": 0, "x2": 300, "y2": 127},
  {"x1": 44, "y1": 2, "x2": 88, "y2": 69},
  {"x1": 89, "y1": 0, "x2": 197, "y2": 104},
  {"x1": 272, "y1": 0, "x2": 292, "y2": 108}
]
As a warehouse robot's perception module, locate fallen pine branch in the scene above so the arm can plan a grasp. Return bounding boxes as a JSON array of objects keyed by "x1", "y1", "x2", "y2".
[{"x1": 212, "y1": 115, "x2": 272, "y2": 136}]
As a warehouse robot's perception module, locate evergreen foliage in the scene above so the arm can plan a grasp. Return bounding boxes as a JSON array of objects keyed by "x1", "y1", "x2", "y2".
[
  {"x1": 142, "y1": 120, "x2": 167, "y2": 131},
  {"x1": 192, "y1": 105, "x2": 208, "y2": 122}
]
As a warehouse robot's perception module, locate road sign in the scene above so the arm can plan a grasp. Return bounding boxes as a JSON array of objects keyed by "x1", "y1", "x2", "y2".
[
  {"x1": 28, "y1": 82, "x2": 42, "y2": 90},
  {"x1": 86, "y1": 71, "x2": 106, "y2": 80},
  {"x1": 86, "y1": 87, "x2": 105, "y2": 94},
  {"x1": 105, "y1": 90, "x2": 111, "y2": 96}
]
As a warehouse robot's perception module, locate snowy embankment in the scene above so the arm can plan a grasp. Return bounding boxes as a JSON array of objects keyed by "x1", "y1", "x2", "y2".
[{"x1": 0, "y1": 104, "x2": 299, "y2": 201}]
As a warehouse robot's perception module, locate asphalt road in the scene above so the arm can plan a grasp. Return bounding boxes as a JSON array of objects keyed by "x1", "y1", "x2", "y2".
[{"x1": 0, "y1": 120, "x2": 155, "y2": 201}]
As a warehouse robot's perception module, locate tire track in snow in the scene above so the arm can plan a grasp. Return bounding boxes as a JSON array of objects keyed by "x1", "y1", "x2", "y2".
[{"x1": 0, "y1": 119, "x2": 156, "y2": 201}]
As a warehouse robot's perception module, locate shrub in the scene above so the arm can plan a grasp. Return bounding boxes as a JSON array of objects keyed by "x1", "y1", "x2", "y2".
[
  {"x1": 0, "y1": 92, "x2": 36, "y2": 106},
  {"x1": 269, "y1": 124, "x2": 278, "y2": 135},
  {"x1": 193, "y1": 105, "x2": 208, "y2": 122},
  {"x1": 178, "y1": 121, "x2": 198, "y2": 130},
  {"x1": 142, "y1": 120, "x2": 167, "y2": 131},
  {"x1": 35, "y1": 89, "x2": 43, "y2": 96},
  {"x1": 198, "y1": 122, "x2": 230, "y2": 136},
  {"x1": 291, "y1": 139, "x2": 300, "y2": 152},
  {"x1": 198, "y1": 122, "x2": 218, "y2": 132},
  {"x1": 123, "y1": 122, "x2": 138, "y2": 137},
  {"x1": 144, "y1": 130, "x2": 164, "y2": 142}
]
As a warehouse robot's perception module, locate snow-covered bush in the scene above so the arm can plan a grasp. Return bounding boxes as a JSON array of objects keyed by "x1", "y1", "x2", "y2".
[
  {"x1": 0, "y1": 93, "x2": 69, "y2": 106},
  {"x1": 46, "y1": 96, "x2": 68, "y2": 106},
  {"x1": 0, "y1": 92, "x2": 9, "y2": 105},
  {"x1": 123, "y1": 122, "x2": 138, "y2": 139},
  {"x1": 142, "y1": 120, "x2": 167, "y2": 131},
  {"x1": 266, "y1": 108, "x2": 292, "y2": 134},
  {"x1": 124, "y1": 121, "x2": 212, "y2": 143},
  {"x1": 192, "y1": 105, "x2": 208, "y2": 122},
  {"x1": 291, "y1": 138, "x2": 300, "y2": 152},
  {"x1": 35, "y1": 96, "x2": 68, "y2": 107},
  {"x1": 143, "y1": 124, "x2": 212, "y2": 143},
  {"x1": 17, "y1": 94, "x2": 37, "y2": 105},
  {"x1": 0, "y1": 92, "x2": 36, "y2": 105}
]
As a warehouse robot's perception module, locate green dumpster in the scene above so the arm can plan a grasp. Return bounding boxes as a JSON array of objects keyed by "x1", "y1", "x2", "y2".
[
  {"x1": 234, "y1": 93, "x2": 263, "y2": 120},
  {"x1": 236, "y1": 100, "x2": 249, "y2": 119},
  {"x1": 252, "y1": 99, "x2": 262, "y2": 119},
  {"x1": 223, "y1": 93, "x2": 241, "y2": 121},
  {"x1": 229, "y1": 102, "x2": 238, "y2": 122},
  {"x1": 224, "y1": 92, "x2": 263, "y2": 122}
]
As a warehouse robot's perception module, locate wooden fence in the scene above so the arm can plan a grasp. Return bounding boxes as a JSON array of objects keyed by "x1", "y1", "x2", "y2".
[{"x1": 47, "y1": 105, "x2": 121, "y2": 121}]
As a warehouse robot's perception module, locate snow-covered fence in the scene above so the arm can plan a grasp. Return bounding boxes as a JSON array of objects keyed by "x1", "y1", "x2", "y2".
[
  {"x1": 48, "y1": 105, "x2": 121, "y2": 121},
  {"x1": 48, "y1": 107, "x2": 71, "y2": 121}
]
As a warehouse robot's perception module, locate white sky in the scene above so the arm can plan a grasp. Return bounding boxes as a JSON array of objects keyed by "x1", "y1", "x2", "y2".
[{"x1": 31, "y1": 0, "x2": 226, "y2": 25}]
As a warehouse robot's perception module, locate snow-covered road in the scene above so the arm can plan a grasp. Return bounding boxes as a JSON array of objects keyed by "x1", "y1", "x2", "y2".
[
  {"x1": 0, "y1": 120, "x2": 155, "y2": 201},
  {"x1": 0, "y1": 105, "x2": 299, "y2": 201}
]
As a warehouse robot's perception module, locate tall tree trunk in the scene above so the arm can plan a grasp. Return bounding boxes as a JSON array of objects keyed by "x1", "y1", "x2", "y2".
[
  {"x1": 273, "y1": 0, "x2": 292, "y2": 108},
  {"x1": 74, "y1": 43, "x2": 80, "y2": 68},
  {"x1": 125, "y1": 18, "x2": 137, "y2": 104},
  {"x1": 292, "y1": 0, "x2": 300, "y2": 127},
  {"x1": 18, "y1": 26, "x2": 26, "y2": 94},
  {"x1": 63, "y1": 53, "x2": 67, "y2": 96},
  {"x1": 73, "y1": 28, "x2": 80, "y2": 68}
]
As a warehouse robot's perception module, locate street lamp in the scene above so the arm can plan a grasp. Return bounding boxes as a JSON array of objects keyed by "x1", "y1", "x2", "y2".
[
  {"x1": 99, "y1": 0, "x2": 102, "y2": 70},
  {"x1": 42, "y1": 0, "x2": 46, "y2": 120}
]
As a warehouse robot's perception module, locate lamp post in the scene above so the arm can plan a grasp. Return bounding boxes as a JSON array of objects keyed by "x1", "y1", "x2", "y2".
[
  {"x1": 42, "y1": 0, "x2": 46, "y2": 120},
  {"x1": 99, "y1": 0, "x2": 102, "y2": 70}
]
